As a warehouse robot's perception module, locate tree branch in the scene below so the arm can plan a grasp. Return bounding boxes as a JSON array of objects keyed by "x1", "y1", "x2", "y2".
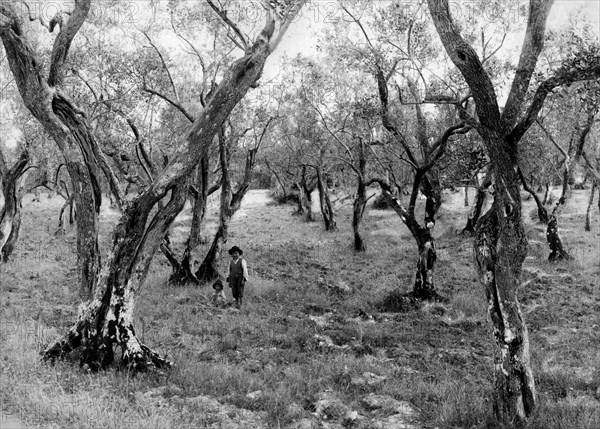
[
  {"x1": 141, "y1": 31, "x2": 180, "y2": 103},
  {"x1": 48, "y1": 0, "x2": 91, "y2": 86},
  {"x1": 206, "y1": 0, "x2": 249, "y2": 52},
  {"x1": 427, "y1": 0, "x2": 502, "y2": 130},
  {"x1": 142, "y1": 85, "x2": 195, "y2": 123},
  {"x1": 501, "y1": 0, "x2": 554, "y2": 130},
  {"x1": 509, "y1": 56, "x2": 600, "y2": 143}
]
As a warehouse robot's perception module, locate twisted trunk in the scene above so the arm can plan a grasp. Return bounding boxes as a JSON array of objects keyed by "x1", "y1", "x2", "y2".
[
  {"x1": 379, "y1": 179, "x2": 440, "y2": 300},
  {"x1": 475, "y1": 133, "x2": 534, "y2": 422},
  {"x1": 0, "y1": 150, "x2": 29, "y2": 262},
  {"x1": 44, "y1": 176, "x2": 190, "y2": 370},
  {"x1": 546, "y1": 168, "x2": 572, "y2": 262}
]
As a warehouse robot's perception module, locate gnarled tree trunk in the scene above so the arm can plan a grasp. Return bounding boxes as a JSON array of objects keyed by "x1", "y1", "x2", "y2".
[
  {"x1": 164, "y1": 158, "x2": 219, "y2": 286},
  {"x1": 378, "y1": 179, "x2": 441, "y2": 301},
  {"x1": 296, "y1": 165, "x2": 315, "y2": 221},
  {"x1": 0, "y1": 150, "x2": 29, "y2": 262},
  {"x1": 314, "y1": 165, "x2": 336, "y2": 231}
]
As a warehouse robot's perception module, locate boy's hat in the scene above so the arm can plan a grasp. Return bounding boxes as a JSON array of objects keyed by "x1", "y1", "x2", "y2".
[
  {"x1": 228, "y1": 246, "x2": 243, "y2": 256},
  {"x1": 213, "y1": 279, "x2": 224, "y2": 289}
]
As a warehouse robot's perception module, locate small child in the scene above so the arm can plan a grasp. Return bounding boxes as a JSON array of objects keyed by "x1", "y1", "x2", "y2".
[
  {"x1": 211, "y1": 279, "x2": 227, "y2": 307},
  {"x1": 226, "y1": 246, "x2": 248, "y2": 309}
]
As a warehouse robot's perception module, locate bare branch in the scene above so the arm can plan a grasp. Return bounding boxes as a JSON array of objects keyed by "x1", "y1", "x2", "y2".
[
  {"x1": 141, "y1": 31, "x2": 180, "y2": 103},
  {"x1": 206, "y1": 0, "x2": 249, "y2": 52},
  {"x1": 142, "y1": 85, "x2": 195, "y2": 123}
]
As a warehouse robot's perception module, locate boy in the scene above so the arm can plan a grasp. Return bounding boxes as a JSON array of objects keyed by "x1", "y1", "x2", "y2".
[
  {"x1": 226, "y1": 246, "x2": 248, "y2": 309},
  {"x1": 211, "y1": 279, "x2": 227, "y2": 307}
]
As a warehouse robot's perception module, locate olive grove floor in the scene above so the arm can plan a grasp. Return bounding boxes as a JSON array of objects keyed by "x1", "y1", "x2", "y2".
[{"x1": 0, "y1": 188, "x2": 598, "y2": 428}]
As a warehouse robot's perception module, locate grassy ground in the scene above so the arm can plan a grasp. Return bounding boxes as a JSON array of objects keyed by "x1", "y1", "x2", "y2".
[{"x1": 0, "y1": 187, "x2": 598, "y2": 428}]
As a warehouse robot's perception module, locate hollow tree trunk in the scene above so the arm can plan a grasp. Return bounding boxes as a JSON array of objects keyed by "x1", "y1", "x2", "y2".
[
  {"x1": 585, "y1": 180, "x2": 596, "y2": 231},
  {"x1": 315, "y1": 165, "x2": 336, "y2": 231},
  {"x1": 0, "y1": 150, "x2": 29, "y2": 262},
  {"x1": 518, "y1": 167, "x2": 548, "y2": 223}
]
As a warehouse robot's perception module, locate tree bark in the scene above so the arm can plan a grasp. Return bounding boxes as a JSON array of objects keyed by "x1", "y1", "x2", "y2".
[
  {"x1": 164, "y1": 158, "x2": 216, "y2": 286},
  {"x1": 584, "y1": 180, "x2": 596, "y2": 231},
  {"x1": 377, "y1": 179, "x2": 441, "y2": 301},
  {"x1": 314, "y1": 165, "x2": 336, "y2": 231},
  {"x1": 44, "y1": 176, "x2": 190, "y2": 370},
  {"x1": 462, "y1": 180, "x2": 488, "y2": 235},
  {"x1": 518, "y1": 167, "x2": 548, "y2": 223},
  {"x1": 0, "y1": 150, "x2": 29, "y2": 262},
  {"x1": 1, "y1": 6, "x2": 103, "y2": 299},
  {"x1": 352, "y1": 142, "x2": 368, "y2": 252},
  {"x1": 297, "y1": 165, "x2": 315, "y2": 221}
]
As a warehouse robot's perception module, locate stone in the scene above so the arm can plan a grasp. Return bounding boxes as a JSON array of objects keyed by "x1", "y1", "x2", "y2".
[
  {"x1": 288, "y1": 418, "x2": 317, "y2": 429},
  {"x1": 351, "y1": 372, "x2": 388, "y2": 387},
  {"x1": 315, "y1": 392, "x2": 352, "y2": 420},
  {"x1": 182, "y1": 394, "x2": 267, "y2": 428},
  {"x1": 333, "y1": 280, "x2": 352, "y2": 294},
  {"x1": 286, "y1": 402, "x2": 304, "y2": 418},
  {"x1": 369, "y1": 413, "x2": 420, "y2": 429},
  {"x1": 246, "y1": 390, "x2": 263, "y2": 401},
  {"x1": 360, "y1": 394, "x2": 418, "y2": 417}
]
